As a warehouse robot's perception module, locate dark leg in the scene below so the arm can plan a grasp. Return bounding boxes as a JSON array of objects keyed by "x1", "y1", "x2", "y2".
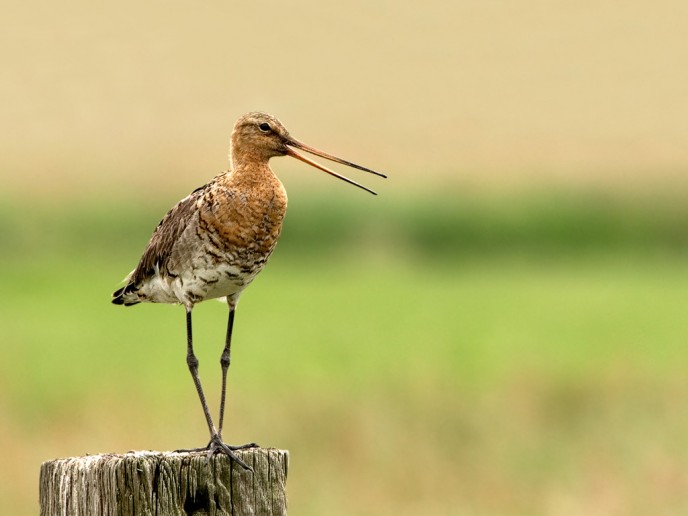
[
  {"x1": 177, "y1": 308, "x2": 253, "y2": 471},
  {"x1": 218, "y1": 306, "x2": 235, "y2": 438},
  {"x1": 185, "y1": 309, "x2": 217, "y2": 437},
  {"x1": 217, "y1": 302, "x2": 258, "y2": 448}
]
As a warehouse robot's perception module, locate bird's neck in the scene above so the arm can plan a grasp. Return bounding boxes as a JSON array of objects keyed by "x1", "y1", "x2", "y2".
[
  {"x1": 220, "y1": 159, "x2": 285, "y2": 200},
  {"x1": 227, "y1": 145, "x2": 285, "y2": 194},
  {"x1": 229, "y1": 160, "x2": 274, "y2": 183},
  {"x1": 229, "y1": 141, "x2": 272, "y2": 171}
]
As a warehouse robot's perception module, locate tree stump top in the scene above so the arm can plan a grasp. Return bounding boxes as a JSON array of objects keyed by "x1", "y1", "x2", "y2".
[{"x1": 40, "y1": 448, "x2": 289, "y2": 516}]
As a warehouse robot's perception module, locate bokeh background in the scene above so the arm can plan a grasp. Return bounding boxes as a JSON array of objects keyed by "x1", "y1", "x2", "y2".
[{"x1": 3, "y1": 1, "x2": 688, "y2": 514}]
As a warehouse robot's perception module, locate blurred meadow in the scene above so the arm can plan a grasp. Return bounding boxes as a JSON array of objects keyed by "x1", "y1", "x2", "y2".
[{"x1": 3, "y1": 1, "x2": 688, "y2": 514}]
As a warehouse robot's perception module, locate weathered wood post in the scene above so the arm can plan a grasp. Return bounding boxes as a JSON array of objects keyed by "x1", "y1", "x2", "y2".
[{"x1": 39, "y1": 448, "x2": 288, "y2": 516}]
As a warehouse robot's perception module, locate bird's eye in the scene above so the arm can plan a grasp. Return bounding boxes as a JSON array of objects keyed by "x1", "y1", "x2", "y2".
[{"x1": 258, "y1": 123, "x2": 271, "y2": 132}]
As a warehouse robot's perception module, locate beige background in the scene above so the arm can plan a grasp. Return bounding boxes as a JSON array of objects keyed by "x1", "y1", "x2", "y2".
[{"x1": 3, "y1": 0, "x2": 687, "y2": 197}]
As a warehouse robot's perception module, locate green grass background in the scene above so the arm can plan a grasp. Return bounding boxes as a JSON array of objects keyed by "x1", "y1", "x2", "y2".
[
  {"x1": 2, "y1": 193, "x2": 688, "y2": 514},
  {"x1": 4, "y1": 0, "x2": 688, "y2": 513}
]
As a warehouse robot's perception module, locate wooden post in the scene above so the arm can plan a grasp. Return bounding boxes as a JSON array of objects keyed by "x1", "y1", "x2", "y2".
[{"x1": 39, "y1": 448, "x2": 288, "y2": 516}]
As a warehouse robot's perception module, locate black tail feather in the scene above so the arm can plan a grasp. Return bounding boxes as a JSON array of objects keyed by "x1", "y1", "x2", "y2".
[{"x1": 112, "y1": 285, "x2": 140, "y2": 306}]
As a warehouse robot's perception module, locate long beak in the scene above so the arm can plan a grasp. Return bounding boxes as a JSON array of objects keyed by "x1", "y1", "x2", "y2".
[{"x1": 285, "y1": 138, "x2": 386, "y2": 195}]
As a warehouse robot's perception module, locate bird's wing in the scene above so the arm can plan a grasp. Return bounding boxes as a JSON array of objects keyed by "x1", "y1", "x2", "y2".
[{"x1": 127, "y1": 183, "x2": 209, "y2": 288}]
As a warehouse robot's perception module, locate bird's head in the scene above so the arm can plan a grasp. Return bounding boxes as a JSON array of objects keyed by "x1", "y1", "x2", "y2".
[
  {"x1": 231, "y1": 112, "x2": 291, "y2": 160},
  {"x1": 230, "y1": 112, "x2": 386, "y2": 195}
]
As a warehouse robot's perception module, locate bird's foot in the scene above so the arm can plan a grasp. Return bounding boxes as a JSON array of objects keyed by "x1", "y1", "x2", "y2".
[
  {"x1": 175, "y1": 435, "x2": 259, "y2": 471},
  {"x1": 207, "y1": 436, "x2": 258, "y2": 471}
]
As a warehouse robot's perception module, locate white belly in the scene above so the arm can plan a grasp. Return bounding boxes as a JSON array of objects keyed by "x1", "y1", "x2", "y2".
[{"x1": 138, "y1": 263, "x2": 254, "y2": 308}]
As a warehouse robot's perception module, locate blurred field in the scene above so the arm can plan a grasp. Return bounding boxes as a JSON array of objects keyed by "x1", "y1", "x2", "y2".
[
  {"x1": 2, "y1": 194, "x2": 688, "y2": 515},
  {"x1": 3, "y1": 0, "x2": 688, "y2": 514}
]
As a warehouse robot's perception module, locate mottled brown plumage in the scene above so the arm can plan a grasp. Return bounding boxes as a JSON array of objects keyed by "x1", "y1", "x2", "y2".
[
  {"x1": 112, "y1": 112, "x2": 385, "y2": 470},
  {"x1": 113, "y1": 114, "x2": 293, "y2": 309}
]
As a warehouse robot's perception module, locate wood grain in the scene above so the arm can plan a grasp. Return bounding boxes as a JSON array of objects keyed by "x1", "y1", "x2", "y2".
[{"x1": 39, "y1": 449, "x2": 288, "y2": 516}]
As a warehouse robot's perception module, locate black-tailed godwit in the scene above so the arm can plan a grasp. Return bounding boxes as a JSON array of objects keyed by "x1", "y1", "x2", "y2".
[{"x1": 112, "y1": 112, "x2": 385, "y2": 470}]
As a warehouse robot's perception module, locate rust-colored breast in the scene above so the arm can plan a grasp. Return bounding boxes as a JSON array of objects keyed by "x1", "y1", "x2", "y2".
[{"x1": 199, "y1": 169, "x2": 288, "y2": 268}]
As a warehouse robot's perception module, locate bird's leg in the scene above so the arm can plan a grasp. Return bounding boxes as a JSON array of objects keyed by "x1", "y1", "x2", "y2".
[
  {"x1": 217, "y1": 305, "x2": 234, "y2": 438},
  {"x1": 217, "y1": 302, "x2": 258, "y2": 449},
  {"x1": 184, "y1": 309, "x2": 216, "y2": 436},
  {"x1": 176, "y1": 308, "x2": 253, "y2": 471}
]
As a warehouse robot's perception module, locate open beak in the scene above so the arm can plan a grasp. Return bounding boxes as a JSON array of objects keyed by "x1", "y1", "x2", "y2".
[{"x1": 285, "y1": 138, "x2": 386, "y2": 195}]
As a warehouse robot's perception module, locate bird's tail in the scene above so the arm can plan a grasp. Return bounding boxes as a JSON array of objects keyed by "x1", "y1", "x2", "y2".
[{"x1": 112, "y1": 284, "x2": 141, "y2": 306}]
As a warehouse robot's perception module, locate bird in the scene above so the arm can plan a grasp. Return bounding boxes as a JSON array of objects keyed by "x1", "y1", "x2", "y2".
[{"x1": 112, "y1": 112, "x2": 386, "y2": 471}]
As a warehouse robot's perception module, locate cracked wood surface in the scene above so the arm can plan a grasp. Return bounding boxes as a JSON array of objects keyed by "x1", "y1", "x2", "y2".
[{"x1": 39, "y1": 449, "x2": 288, "y2": 516}]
